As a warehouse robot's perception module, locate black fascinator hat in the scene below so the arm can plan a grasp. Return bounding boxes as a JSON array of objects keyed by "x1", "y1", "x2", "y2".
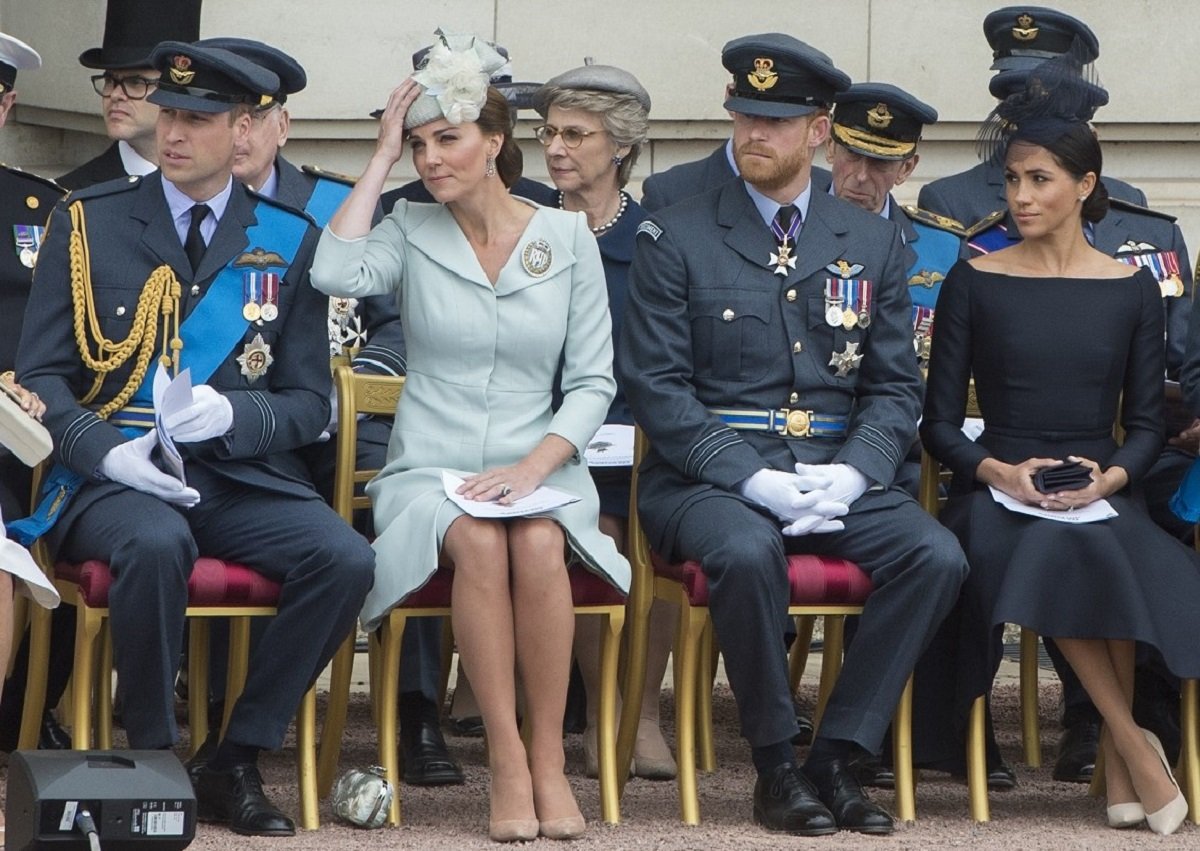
[{"x1": 976, "y1": 38, "x2": 1108, "y2": 165}]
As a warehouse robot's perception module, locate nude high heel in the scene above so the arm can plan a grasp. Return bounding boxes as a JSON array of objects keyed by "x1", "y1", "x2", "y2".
[
  {"x1": 1142, "y1": 729, "x2": 1187, "y2": 836},
  {"x1": 1105, "y1": 801, "x2": 1144, "y2": 829}
]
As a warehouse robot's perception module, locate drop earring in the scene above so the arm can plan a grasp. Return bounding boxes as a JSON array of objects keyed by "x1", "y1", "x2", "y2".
[
  {"x1": 611, "y1": 154, "x2": 624, "y2": 167},
  {"x1": 485, "y1": 156, "x2": 496, "y2": 177}
]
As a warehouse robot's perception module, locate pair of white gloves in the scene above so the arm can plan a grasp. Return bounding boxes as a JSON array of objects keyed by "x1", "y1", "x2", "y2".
[
  {"x1": 739, "y1": 463, "x2": 870, "y2": 536},
  {"x1": 97, "y1": 385, "x2": 233, "y2": 508}
]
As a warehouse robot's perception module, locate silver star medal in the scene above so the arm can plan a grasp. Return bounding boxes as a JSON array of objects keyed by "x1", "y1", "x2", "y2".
[
  {"x1": 829, "y1": 341, "x2": 863, "y2": 377},
  {"x1": 770, "y1": 240, "x2": 797, "y2": 276}
]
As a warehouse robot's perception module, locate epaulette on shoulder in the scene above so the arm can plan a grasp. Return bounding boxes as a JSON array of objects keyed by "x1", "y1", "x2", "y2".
[
  {"x1": 1108, "y1": 196, "x2": 1178, "y2": 224},
  {"x1": 903, "y1": 204, "x2": 966, "y2": 237},
  {"x1": 962, "y1": 209, "x2": 1006, "y2": 239},
  {"x1": 252, "y1": 187, "x2": 318, "y2": 228},
  {"x1": 301, "y1": 164, "x2": 357, "y2": 187},
  {"x1": 64, "y1": 173, "x2": 142, "y2": 202},
  {"x1": 0, "y1": 162, "x2": 64, "y2": 196}
]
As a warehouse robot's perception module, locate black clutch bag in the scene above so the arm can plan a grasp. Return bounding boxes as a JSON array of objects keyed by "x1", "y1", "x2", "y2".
[{"x1": 1032, "y1": 460, "x2": 1093, "y2": 494}]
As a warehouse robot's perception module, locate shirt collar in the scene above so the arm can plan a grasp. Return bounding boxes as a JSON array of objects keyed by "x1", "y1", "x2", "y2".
[
  {"x1": 117, "y1": 140, "x2": 157, "y2": 177},
  {"x1": 254, "y1": 164, "x2": 279, "y2": 200},
  {"x1": 160, "y1": 175, "x2": 234, "y2": 245},
  {"x1": 744, "y1": 179, "x2": 812, "y2": 230},
  {"x1": 724, "y1": 138, "x2": 740, "y2": 177}
]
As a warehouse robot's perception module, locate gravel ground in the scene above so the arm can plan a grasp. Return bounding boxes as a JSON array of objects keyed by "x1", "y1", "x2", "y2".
[{"x1": 59, "y1": 678, "x2": 1186, "y2": 850}]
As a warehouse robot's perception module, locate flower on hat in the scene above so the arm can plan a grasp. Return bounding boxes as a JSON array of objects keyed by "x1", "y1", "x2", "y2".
[{"x1": 411, "y1": 29, "x2": 506, "y2": 125}]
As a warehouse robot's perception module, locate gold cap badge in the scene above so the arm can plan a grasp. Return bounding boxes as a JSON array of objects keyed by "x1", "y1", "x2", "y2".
[
  {"x1": 747, "y1": 57, "x2": 778, "y2": 92},
  {"x1": 866, "y1": 103, "x2": 893, "y2": 129},
  {"x1": 169, "y1": 55, "x2": 196, "y2": 85},
  {"x1": 1013, "y1": 13, "x2": 1038, "y2": 42}
]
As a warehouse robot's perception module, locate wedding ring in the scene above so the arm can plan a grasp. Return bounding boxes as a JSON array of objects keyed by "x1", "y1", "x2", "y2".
[{"x1": 499, "y1": 484, "x2": 512, "y2": 498}]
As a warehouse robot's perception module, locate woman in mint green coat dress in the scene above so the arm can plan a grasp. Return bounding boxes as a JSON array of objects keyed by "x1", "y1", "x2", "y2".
[{"x1": 310, "y1": 35, "x2": 628, "y2": 843}]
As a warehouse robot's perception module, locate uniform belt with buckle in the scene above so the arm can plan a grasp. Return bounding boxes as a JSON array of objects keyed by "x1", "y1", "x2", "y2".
[{"x1": 709, "y1": 407, "x2": 848, "y2": 439}]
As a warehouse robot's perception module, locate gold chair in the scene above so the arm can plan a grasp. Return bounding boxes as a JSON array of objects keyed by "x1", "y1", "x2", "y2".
[
  {"x1": 20, "y1": 469, "x2": 323, "y2": 829},
  {"x1": 617, "y1": 428, "x2": 916, "y2": 824},
  {"x1": 317, "y1": 365, "x2": 628, "y2": 826}
]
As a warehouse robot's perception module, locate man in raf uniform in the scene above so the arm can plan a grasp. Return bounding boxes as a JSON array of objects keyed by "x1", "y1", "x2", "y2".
[
  {"x1": 0, "y1": 32, "x2": 71, "y2": 754},
  {"x1": 196, "y1": 36, "x2": 461, "y2": 787},
  {"x1": 58, "y1": 0, "x2": 202, "y2": 190},
  {"x1": 15, "y1": 42, "x2": 375, "y2": 836},
  {"x1": 619, "y1": 33, "x2": 968, "y2": 836},
  {"x1": 825, "y1": 82, "x2": 964, "y2": 376}
]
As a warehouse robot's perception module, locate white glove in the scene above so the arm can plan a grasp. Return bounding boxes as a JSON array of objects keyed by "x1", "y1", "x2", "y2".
[
  {"x1": 98, "y1": 431, "x2": 200, "y2": 507},
  {"x1": 163, "y1": 385, "x2": 233, "y2": 443},
  {"x1": 961, "y1": 417, "x2": 985, "y2": 441},
  {"x1": 793, "y1": 462, "x2": 871, "y2": 508},
  {"x1": 739, "y1": 468, "x2": 830, "y2": 521},
  {"x1": 782, "y1": 503, "x2": 849, "y2": 536}
]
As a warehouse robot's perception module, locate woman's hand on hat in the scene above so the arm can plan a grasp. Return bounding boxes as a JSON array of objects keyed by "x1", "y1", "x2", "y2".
[{"x1": 375, "y1": 78, "x2": 421, "y2": 165}]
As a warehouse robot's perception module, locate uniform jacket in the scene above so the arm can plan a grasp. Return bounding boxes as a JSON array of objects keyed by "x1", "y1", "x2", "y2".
[
  {"x1": 17, "y1": 172, "x2": 330, "y2": 542},
  {"x1": 0, "y1": 165, "x2": 63, "y2": 370},
  {"x1": 640, "y1": 144, "x2": 737, "y2": 213},
  {"x1": 917, "y1": 159, "x2": 1147, "y2": 230},
  {"x1": 272, "y1": 156, "x2": 406, "y2": 378},
  {"x1": 619, "y1": 178, "x2": 921, "y2": 553},
  {"x1": 57, "y1": 142, "x2": 128, "y2": 192}
]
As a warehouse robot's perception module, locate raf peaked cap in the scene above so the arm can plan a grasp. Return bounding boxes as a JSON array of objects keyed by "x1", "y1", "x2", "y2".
[
  {"x1": 147, "y1": 42, "x2": 278, "y2": 114},
  {"x1": 832, "y1": 82, "x2": 937, "y2": 160},
  {"x1": 79, "y1": 0, "x2": 202, "y2": 70},
  {"x1": 533, "y1": 64, "x2": 651, "y2": 116},
  {"x1": 722, "y1": 33, "x2": 850, "y2": 119},
  {"x1": 0, "y1": 31, "x2": 41, "y2": 93},
  {"x1": 984, "y1": 6, "x2": 1099, "y2": 71},
  {"x1": 988, "y1": 65, "x2": 1110, "y2": 106},
  {"x1": 197, "y1": 37, "x2": 307, "y2": 103}
]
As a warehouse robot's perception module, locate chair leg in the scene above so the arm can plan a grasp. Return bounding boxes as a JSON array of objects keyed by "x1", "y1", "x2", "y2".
[
  {"x1": 222, "y1": 617, "x2": 251, "y2": 738},
  {"x1": 18, "y1": 603, "x2": 53, "y2": 749},
  {"x1": 71, "y1": 607, "x2": 104, "y2": 751},
  {"x1": 615, "y1": 591, "x2": 654, "y2": 801},
  {"x1": 814, "y1": 615, "x2": 845, "y2": 734},
  {"x1": 317, "y1": 632, "x2": 356, "y2": 797},
  {"x1": 188, "y1": 619, "x2": 211, "y2": 755},
  {"x1": 787, "y1": 615, "x2": 815, "y2": 694},
  {"x1": 8, "y1": 593, "x2": 28, "y2": 679},
  {"x1": 696, "y1": 621, "x2": 716, "y2": 773},
  {"x1": 97, "y1": 626, "x2": 114, "y2": 750},
  {"x1": 1181, "y1": 679, "x2": 1200, "y2": 824},
  {"x1": 368, "y1": 630, "x2": 380, "y2": 725},
  {"x1": 1019, "y1": 628, "x2": 1041, "y2": 767},
  {"x1": 891, "y1": 675, "x2": 916, "y2": 823},
  {"x1": 438, "y1": 618, "x2": 454, "y2": 711},
  {"x1": 378, "y1": 612, "x2": 405, "y2": 826},
  {"x1": 596, "y1": 607, "x2": 625, "y2": 824},
  {"x1": 674, "y1": 604, "x2": 707, "y2": 825},
  {"x1": 967, "y1": 695, "x2": 990, "y2": 822},
  {"x1": 296, "y1": 684, "x2": 319, "y2": 830}
]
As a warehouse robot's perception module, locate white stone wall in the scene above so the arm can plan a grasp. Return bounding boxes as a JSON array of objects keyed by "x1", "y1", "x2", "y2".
[{"x1": 1, "y1": 0, "x2": 1196, "y2": 249}]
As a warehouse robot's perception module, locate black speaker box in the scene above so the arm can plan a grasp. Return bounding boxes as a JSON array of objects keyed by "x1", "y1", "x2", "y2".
[{"x1": 6, "y1": 750, "x2": 196, "y2": 850}]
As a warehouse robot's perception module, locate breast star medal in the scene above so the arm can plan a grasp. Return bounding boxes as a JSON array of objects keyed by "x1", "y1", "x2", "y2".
[
  {"x1": 768, "y1": 206, "x2": 802, "y2": 276},
  {"x1": 237, "y1": 333, "x2": 274, "y2": 383},
  {"x1": 829, "y1": 341, "x2": 863, "y2": 377},
  {"x1": 770, "y1": 242, "x2": 797, "y2": 276}
]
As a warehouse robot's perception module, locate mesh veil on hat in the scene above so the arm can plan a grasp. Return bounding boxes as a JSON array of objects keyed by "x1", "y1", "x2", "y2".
[{"x1": 404, "y1": 30, "x2": 507, "y2": 130}]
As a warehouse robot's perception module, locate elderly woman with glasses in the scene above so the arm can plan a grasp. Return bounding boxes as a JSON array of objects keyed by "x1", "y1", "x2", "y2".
[{"x1": 533, "y1": 65, "x2": 678, "y2": 782}]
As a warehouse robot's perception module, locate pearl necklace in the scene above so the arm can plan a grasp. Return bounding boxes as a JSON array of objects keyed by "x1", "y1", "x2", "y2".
[{"x1": 559, "y1": 190, "x2": 629, "y2": 235}]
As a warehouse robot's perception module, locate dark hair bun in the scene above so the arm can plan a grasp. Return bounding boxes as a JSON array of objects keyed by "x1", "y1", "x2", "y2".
[{"x1": 1082, "y1": 178, "x2": 1109, "y2": 223}]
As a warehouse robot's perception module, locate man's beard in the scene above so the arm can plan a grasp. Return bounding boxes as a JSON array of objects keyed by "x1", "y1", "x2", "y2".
[{"x1": 734, "y1": 142, "x2": 810, "y2": 191}]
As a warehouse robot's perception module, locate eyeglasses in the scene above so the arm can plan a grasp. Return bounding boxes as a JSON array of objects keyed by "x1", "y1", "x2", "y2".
[
  {"x1": 91, "y1": 73, "x2": 159, "y2": 100},
  {"x1": 533, "y1": 124, "x2": 603, "y2": 149}
]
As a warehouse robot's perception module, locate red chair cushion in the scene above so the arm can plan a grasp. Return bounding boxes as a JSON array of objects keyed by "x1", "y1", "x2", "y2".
[
  {"x1": 56, "y1": 557, "x2": 282, "y2": 609},
  {"x1": 399, "y1": 563, "x2": 625, "y2": 609},
  {"x1": 652, "y1": 552, "x2": 873, "y2": 608}
]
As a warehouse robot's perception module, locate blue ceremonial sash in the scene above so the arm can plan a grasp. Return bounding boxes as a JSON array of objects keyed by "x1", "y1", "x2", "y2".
[
  {"x1": 906, "y1": 222, "x2": 962, "y2": 310},
  {"x1": 10, "y1": 199, "x2": 309, "y2": 545},
  {"x1": 967, "y1": 222, "x2": 1015, "y2": 256},
  {"x1": 304, "y1": 177, "x2": 351, "y2": 228},
  {"x1": 1170, "y1": 459, "x2": 1200, "y2": 523}
]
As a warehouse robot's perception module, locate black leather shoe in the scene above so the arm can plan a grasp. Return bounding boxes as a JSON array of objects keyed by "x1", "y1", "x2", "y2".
[
  {"x1": 184, "y1": 731, "x2": 220, "y2": 786},
  {"x1": 987, "y1": 763, "x2": 1018, "y2": 790},
  {"x1": 448, "y1": 715, "x2": 485, "y2": 737},
  {"x1": 401, "y1": 716, "x2": 464, "y2": 786},
  {"x1": 851, "y1": 754, "x2": 894, "y2": 789},
  {"x1": 752, "y1": 763, "x2": 837, "y2": 836},
  {"x1": 805, "y1": 758, "x2": 895, "y2": 835},
  {"x1": 195, "y1": 763, "x2": 295, "y2": 836},
  {"x1": 39, "y1": 711, "x2": 72, "y2": 750},
  {"x1": 1053, "y1": 717, "x2": 1099, "y2": 783}
]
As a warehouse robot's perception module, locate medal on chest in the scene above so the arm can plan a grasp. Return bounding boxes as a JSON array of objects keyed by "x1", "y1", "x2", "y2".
[
  {"x1": 768, "y1": 207, "x2": 802, "y2": 276},
  {"x1": 829, "y1": 341, "x2": 864, "y2": 377},
  {"x1": 13, "y1": 224, "x2": 45, "y2": 269},
  {"x1": 1114, "y1": 245, "x2": 1184, "y2": 298},
  {"x1": 237, "y1": 332, "x2": 274, "y2": 383}
]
